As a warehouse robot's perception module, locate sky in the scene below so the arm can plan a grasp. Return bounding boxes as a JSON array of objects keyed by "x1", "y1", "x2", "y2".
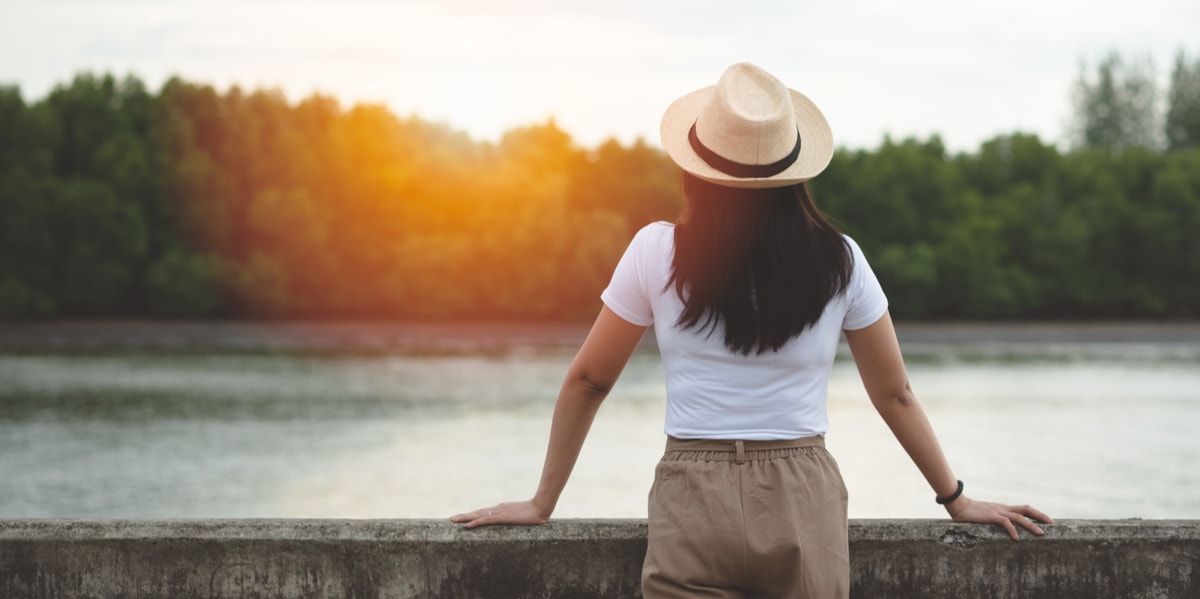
[{"x1": 1, "y1": 0, "x2": 1198, "y2": 151}]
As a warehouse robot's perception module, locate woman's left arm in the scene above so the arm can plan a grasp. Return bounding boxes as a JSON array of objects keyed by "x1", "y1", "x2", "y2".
[{"x1": 843, "y1": 311, "x2": 1053, "y2": 540}]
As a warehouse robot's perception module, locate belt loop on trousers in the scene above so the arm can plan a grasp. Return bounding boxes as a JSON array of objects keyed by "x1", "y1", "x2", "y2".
[{"x1": 734, "y1": 440, "x2": 746, "y2": 464}]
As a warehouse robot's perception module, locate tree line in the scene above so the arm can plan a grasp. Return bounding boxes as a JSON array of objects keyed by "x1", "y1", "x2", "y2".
[{"x1": 1, "y1": 51, "x2": 1198, "y2": 321}]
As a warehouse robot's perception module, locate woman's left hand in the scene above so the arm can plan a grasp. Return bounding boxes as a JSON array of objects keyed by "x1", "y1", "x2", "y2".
[
  {"x1": 450, "y1": 499, "x2": 550, "y2": 529},
  {"x1": 945, "y1": 495, "x2": 1053, "y2": 540}
]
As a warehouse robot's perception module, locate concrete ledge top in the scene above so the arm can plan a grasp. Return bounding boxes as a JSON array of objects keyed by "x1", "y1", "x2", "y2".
[
  {"x1": 2, "y1": 518, "x2": 1197, "y2": 543},
  {"x1": 4, "y1": 518, "x2": 1199, "y2": 598},
  {"x1": 850, "y1": 518, "x2": 1200, "y2": 540}
]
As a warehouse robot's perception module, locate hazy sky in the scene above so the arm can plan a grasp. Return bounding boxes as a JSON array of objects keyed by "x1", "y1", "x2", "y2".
[{"x1": 2, "y1": 0, "x2": 1197, "y2": 150}]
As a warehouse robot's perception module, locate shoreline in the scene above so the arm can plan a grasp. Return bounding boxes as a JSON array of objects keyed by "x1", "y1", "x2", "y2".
[{"x1": 1, "y1": 319, "x2": 1198, "y2": 352}]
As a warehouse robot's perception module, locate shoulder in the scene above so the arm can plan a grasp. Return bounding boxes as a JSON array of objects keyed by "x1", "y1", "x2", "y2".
[
  {"x1": 839, "y1": 234, "x2": 877, "y2": 283},
  {"x1": 840, "y1": 233, "x2": 864, "y2": 252},
  {"x1": 840, "y1": 234, "x2": 869, "y2": 262},
  {"x1": 641, "y1": 220, "x2": 675, "y2": 237},
  {"x1": 632, "y1": 221, "x2": 675, "y2": 254}
]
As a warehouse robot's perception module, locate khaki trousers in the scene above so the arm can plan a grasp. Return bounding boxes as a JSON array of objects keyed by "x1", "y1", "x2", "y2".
[{"x1": 641, "y1": 436, "x2": 849, "y2": 599}]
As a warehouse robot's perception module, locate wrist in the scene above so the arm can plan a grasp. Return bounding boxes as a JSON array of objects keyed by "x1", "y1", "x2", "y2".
[
  {"x1": 935, "y1": 479, "x2": 964, "y2": 506},
  {"x1": 531, "y1": 492, "x2": 557, "y2": 519},
  {"x1": 944, "y1": 493, "x2": 972, "y2": 518}
]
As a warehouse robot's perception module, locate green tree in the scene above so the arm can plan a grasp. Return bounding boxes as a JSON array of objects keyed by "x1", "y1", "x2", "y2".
[
  {"x1": 145, "y1": 248, "x2": 223, "y2": 317},
  {"x1": 34, "y1": 73, "x2": 168, "y2": 315},
  {"x1": 956, "y1": 133, "x2": 1089, "y2": 317},
  {"x1": 570, "y1": 138, "x2": 683, "y2": 236},
  {"x1": 48, "y1": 179, "x2": 147, "y2": 314},
  {"x1": 0, "y1": 86, "x2": 59, "y2": 316},
  {"x1": 1070, "y1": 52, "x2": 1160, "y2": 151},
  {"x1": 5, "y1": 69, "x2": 1197, "y2": 322},
  {"x1": 1165, "y1": 50, "x2": 1200, "y2": 150},
  {"x1": 813, "y1": 136, "x2": 967, "y2": 318},
  {"x1": 1141, "y1": 149, "x2": 1200, "y2": 315}
]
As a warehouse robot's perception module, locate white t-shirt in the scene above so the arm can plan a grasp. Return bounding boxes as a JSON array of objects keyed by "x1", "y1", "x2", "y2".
[{"x1": 600, "y1": 221, "x2": 888, "y2": 440}]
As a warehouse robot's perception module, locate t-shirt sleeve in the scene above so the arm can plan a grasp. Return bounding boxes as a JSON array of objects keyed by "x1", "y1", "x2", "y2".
[
  {"x1": 600, "y1": 225, "x2": 657, "y2": 326},
  {"x1": 841, "y1": 236, "x2": 889, "y2": 330}
]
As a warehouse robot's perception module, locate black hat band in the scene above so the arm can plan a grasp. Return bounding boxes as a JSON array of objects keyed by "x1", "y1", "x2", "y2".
[{"x1": 687, "y1": 122, "x2": 802, "y2": 179}]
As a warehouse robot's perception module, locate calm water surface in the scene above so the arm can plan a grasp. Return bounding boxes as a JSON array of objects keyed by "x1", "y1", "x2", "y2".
[{"x1": 1, "y1": 325, "x2": 1197, "y2": 520}]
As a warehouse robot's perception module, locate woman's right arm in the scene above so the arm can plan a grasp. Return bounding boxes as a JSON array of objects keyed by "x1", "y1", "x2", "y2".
[{"x1": 450, "y1": 306, "x2": 648, "y2": 528}]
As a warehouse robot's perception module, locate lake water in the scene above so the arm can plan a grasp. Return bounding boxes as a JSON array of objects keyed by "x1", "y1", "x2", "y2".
[{"x1": 0, "y1": 322, "x2": 1197, "y2": 521}]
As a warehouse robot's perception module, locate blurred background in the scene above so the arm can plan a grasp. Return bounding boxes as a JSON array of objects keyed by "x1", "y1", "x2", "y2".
[{"x1": 0, "y1": 0, "x2": 1197, "y2": 520}]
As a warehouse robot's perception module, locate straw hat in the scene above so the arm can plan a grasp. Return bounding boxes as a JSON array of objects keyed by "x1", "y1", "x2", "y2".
[{"x1": 660, "y1": 62, "x2": 833, "y2": 188}]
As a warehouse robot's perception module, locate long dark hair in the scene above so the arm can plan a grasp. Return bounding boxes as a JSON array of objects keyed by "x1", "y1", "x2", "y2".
[{"x1": 668, "y1": 174, "x2": 853, "y2": 355}]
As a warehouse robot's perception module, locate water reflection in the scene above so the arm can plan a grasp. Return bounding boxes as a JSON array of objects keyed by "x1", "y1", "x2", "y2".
[{"x1": 0, "y1": 337, "x2": 1196, "y2": 520}]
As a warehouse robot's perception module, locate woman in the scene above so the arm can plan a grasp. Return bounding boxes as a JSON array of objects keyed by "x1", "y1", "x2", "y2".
[{"x1": 451, "y1": 62, "x2": 1051, "y2": 598}]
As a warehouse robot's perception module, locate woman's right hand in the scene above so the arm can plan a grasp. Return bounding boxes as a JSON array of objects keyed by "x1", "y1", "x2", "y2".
[{"x1": 450, "y1": 499, "x2": 551, "y2": 529}]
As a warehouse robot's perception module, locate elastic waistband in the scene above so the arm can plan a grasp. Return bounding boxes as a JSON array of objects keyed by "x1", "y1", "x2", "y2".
[{"x1": 665, "y1": 435, "x2": 824, "y2": 453}]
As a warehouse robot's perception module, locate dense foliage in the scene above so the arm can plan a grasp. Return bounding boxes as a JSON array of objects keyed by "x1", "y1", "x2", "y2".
[{"x1": 1, "y1": 60, "x2": 1198, "y2": 321}]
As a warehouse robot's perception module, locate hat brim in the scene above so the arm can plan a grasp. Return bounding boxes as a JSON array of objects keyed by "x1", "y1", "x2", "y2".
[{"x1": 660, "y1": 86, "x2": 834, "y2": 189}]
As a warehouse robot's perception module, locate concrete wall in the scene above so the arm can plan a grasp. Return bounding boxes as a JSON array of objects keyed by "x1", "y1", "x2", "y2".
[{"x1": 1, "y1": 519, "x2": 1196, "y2": 598}]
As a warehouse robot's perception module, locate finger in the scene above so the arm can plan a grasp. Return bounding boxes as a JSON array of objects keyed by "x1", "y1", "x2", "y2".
[
  {"x1": 1020, "y1": 520, "x2": 1045, "y2": 536},
  {"x1": 995, "y1": 515, "x2": 1020, "y2": 541},
  {"x1": 450, "y1": 510, "x2": 482, "y2": 523},
  {"x1": 1009, "y1": 511, "x2": 1046, "y2": 536},
  {"x1": 462, "y1": 511, "x2": 496, "y2": 528},
  {"x1": 1017, "y1": 504, "x2": 1054, "y2": 524},
  {"x1": 450, "y1": 506, "x2": 496, "y2": 524},
  {"x1": 999, "y1": 510, "x2": 1044, "y2": 537}
]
